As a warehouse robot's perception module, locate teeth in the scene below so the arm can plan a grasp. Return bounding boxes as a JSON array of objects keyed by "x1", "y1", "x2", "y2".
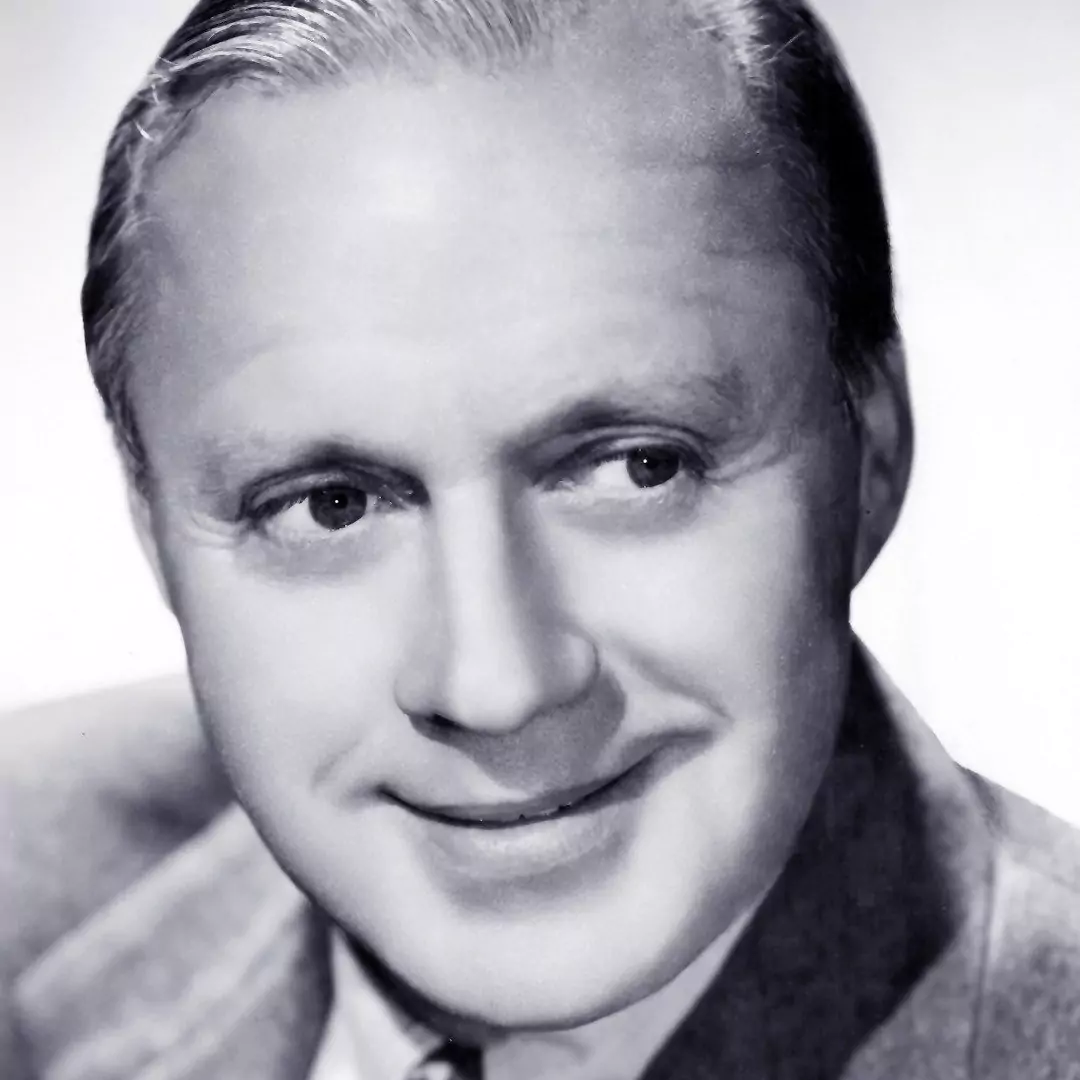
[
  {"x1": 522, "y1": 802, "x2": 575, "y2": 821},
  {"x1": 478, "y1": 802, "x2": 574, "y2": 825}
]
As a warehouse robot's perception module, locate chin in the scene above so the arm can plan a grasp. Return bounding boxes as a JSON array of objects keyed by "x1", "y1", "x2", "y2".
[
  {"x1": 397, "y1": 910, "x2": 712, "y2": 1035},
  {"x1": 428, "y1": 961, "x2": 662, "y2": 1033}
]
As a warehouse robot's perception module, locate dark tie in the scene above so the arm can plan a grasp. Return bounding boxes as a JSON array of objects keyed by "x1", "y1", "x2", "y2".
[{"x1": 406, "y1": 1040, "x2": 484, "y2": 1080}]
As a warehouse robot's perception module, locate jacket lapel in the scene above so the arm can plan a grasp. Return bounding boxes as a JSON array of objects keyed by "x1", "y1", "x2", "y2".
[
  {"x1": 15, "y1": 805, "x2": 331, "y2": 1080},
  {"x1": 643, "y1": 649, "x2": 995, "y2": 1080}
]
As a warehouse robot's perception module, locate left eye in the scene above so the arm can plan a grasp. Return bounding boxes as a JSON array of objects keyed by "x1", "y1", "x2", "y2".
[
  {"x1": 621, "y1": 446, "x2": 684, "y2": 488},
  {"x1": 578, "y1": 446, "x2": 690, "y2": 494}
]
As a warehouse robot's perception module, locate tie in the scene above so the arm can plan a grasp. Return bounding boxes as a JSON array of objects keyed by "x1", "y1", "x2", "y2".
[{"x1": 406, "y1": 1040, "x2": 484, "y2": 1080}]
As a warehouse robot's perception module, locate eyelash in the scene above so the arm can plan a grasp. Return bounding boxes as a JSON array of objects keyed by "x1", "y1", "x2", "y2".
[
  {"x1": 554, "y1": 440, "x2": 709, "y2": 486},
  {"x1": 240, "y1": 471, "x2": 415, "y2": 530}
]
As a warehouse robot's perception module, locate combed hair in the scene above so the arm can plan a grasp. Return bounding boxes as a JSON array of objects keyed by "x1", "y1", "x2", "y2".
[{"x1": 83, "y1": 0, "x2": 897, "y2": 489}]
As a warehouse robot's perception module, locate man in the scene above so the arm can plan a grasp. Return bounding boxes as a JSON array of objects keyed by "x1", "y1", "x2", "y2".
[{"x1": 2, "y1": 1, "x2": 1078, "y2": 1077}]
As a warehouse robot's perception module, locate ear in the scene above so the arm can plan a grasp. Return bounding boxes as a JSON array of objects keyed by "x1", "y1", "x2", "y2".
[
  {"x1": 851, "y1": 339, "x2": 914, "y2": 584},
  {"x1": 127, "y1": 476, "x2": 174, "y2": 611}
]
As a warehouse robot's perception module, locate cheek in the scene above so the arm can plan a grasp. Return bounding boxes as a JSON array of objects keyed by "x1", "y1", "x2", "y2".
[
  {"x1": 571, "y1": 465, "x2": 855, "y2": 908},
  {"x1": 161, "y1": 541, "x2": 410, "y2": 791},
  {"x1": 559, "y1": 458, "x2": 855, "y2": 877},
  {"x1": 566, "y1": 464, "x2": 855, "y2": 712}
]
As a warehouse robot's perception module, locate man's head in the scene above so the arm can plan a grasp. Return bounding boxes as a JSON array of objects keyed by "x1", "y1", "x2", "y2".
[{"x1": 84, "y1": 0, "x2": 912, "y2": 1032}]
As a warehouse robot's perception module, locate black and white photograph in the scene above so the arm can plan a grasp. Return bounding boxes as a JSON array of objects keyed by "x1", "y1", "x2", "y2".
[{"x1": 2, "y1": 2, "x2": 1078, "y2": 1078}]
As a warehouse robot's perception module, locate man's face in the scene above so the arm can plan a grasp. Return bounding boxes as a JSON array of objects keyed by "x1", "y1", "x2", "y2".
[{"x1": 131, "y1": 36, "x2": 863, "y2": 1030}]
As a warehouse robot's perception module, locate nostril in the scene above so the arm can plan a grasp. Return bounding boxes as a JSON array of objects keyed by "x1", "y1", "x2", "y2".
[{"x1": 413, "y1": 710, "x2": 458, "y2": 738}]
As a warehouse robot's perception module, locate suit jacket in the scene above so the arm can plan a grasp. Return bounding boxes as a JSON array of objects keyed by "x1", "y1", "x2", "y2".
[{"x1": 2, "y1": 651, "x2": 1078, "y2": 1080}]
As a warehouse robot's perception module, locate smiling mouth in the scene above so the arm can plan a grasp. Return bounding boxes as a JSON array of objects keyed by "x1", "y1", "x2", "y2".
[{"x1": 393, "y1": 758, "x2": 649, "y2": 830}]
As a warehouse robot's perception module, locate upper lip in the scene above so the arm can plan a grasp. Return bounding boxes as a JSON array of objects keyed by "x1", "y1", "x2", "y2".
[{"x1": 395, "y1": 766, "x2": 637, "y2": 825}]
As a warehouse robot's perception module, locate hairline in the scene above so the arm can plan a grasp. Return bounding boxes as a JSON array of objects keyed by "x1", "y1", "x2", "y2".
[{"x1": 84, "y1": 1, "x2": 894, "y2": 490}]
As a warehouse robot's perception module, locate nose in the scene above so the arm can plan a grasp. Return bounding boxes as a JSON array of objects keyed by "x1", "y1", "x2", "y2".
[{"x1": 393, "y1": 481, "x2": 598, "y2": 735}]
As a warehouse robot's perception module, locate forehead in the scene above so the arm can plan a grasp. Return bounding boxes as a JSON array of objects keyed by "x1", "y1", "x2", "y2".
[
  {"x1": 147, "y1": 30, "x2": 779, "y2": 258},
  {"x1": 133, "y1": 33, "x2": 825, "y2": 460},
  {"x1": 148, "y1": 85, "x2": 783, "y2": 318},
  {"x1": 144, "y1": 4, "x2": 786, "y2": 289}
]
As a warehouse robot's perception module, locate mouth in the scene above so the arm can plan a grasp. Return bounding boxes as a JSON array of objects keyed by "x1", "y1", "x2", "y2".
[{"x1": 392, "y1": 757, "x2": 650, "y2": 830}]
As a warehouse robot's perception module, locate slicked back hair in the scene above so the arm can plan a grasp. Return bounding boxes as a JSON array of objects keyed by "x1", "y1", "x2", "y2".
[{"x1": 83, "y1": 0, "x2": 897, "y2": 490}]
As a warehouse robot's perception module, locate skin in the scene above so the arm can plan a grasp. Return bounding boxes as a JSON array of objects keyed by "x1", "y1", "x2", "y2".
[{"x1": 128, "y1": 7, "x2": 911, "y2": 1035}]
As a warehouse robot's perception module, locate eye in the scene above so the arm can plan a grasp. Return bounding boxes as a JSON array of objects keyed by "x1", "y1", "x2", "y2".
[
  {"x1": 623, "y1": 446, "x2": 683, "y2": 489},
  {"x1": 259, "y1": 483, "x2": 373, "y2": 541},
  {"x1": 304, "y1": 485, "x2": 369, "y2": 531},
  {"x1": 235, "y1": 467, "x2": 426, "y2": 571},
  {"x1": 245, "y1": 476, "x2": 401, "y2": 545},
  {"x1": 577, "y1": 445, "x2": 695, "y2": 496}
]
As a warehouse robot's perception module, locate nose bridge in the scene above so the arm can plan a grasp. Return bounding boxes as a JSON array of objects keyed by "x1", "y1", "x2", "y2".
[
  {"x1": 441, "y1": 480, "x2": 539, "y2": 635},
  {"x1": 398, "y1": 479, "x2": 594, "y2": 732}
]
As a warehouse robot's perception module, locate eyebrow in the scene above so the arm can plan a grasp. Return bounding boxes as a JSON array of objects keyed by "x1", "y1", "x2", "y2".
[
  {"x1": 505, "y1": 369, "x2": 752, "y2": 457},
  {"x1": 193, "y1": 368, "x2": 754, "y2": 502},
  {"x1": 194, "y1": 433, "x2": 415, "y2": 498}
]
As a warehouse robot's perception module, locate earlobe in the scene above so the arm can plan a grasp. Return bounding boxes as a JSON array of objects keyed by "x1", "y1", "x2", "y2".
[
  {"x1": 851, "y1": 339, "x2": 914, "y2": 584},
  {"x1": 126, "y1": 478, "x2": 174, "y2": 611}
]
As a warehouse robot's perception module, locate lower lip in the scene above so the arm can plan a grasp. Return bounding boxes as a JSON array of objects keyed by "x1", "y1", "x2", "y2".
[{"x1": 405, "y1": 759, "x2": 654, "y2": 890}]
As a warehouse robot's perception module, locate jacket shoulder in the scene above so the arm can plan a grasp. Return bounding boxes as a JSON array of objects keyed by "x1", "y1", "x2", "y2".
[
  {"x1": 0, "y1": 678, "x2": 231, "y2": 983},
  {"x1": 968, "y1": 776, "x2": 1080, "y2": 1079}
]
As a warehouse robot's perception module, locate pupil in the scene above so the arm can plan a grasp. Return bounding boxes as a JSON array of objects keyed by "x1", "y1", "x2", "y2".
[
  {"x1": 308, "y1": 486, "x2": 368, "y2": 530},
  {"x1": 626, "y1": 448, "x2": 681, "y2": 489}
]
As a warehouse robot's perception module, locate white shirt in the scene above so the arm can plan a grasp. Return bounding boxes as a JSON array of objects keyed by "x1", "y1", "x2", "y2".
[{"x1": 309, "y1": 899, "x2": 763, "y2": 1080}]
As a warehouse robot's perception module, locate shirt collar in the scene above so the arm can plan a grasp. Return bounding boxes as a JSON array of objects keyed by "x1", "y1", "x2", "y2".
[{"x1": 319, "y1": 929, "x2": 442, "y2": 1080}]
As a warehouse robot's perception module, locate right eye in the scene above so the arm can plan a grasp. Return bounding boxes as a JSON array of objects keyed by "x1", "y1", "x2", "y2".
[{"x1": 247, "y1": 478, "x2": 399, "y2": 545}]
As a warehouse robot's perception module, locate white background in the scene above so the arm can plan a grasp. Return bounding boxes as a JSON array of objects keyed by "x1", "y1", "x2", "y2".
[{"x1": 2, "y1": 1, "x2": 1078, "y2": 824}]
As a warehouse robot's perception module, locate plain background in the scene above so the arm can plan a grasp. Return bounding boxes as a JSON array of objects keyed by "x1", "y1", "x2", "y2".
[{"x1": 1, "y1": 1, "x2": 1078, "y2": 826}]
